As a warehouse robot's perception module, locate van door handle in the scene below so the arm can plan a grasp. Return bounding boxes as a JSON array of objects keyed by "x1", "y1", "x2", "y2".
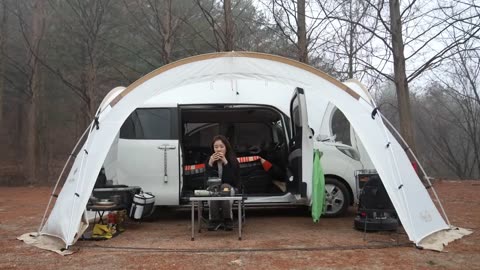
[
  {"x1": 158, "y1": 145, "x2": 176, "y2": 150},
  {"x1": 158, "y1": 145, "x2": 177, "y2": 183}
]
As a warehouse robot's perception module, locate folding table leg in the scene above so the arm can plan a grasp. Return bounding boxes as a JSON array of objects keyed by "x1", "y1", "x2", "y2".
[
  {"x1": 238, "y1": 200, "x2": 242, "y2": 240},
  {"x1": 191, "y1": 202, "x2": 195, "y2": 241},
  {"x1": 197, "y1": 201, "x2": 202, "y2": 233}
]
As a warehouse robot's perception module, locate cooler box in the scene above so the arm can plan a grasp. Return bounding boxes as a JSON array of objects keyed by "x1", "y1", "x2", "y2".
[{"x1": 130, "y1": 192, "x2": 155, "y2": 220}]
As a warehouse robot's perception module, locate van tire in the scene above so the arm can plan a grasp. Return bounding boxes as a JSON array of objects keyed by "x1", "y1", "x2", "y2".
[{"x1": 323, "y1": 177, "x2": 350, "y2": 217}]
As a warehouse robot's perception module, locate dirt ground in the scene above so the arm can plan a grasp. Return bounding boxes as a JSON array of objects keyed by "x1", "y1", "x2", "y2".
[{"x1": 0, "y1": 180, "x2": 479, "y2": 270}]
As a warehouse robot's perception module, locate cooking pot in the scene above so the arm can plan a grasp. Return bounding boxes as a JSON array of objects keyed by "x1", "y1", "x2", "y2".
[{"x1": 110, "y1": 195, "x2": 122, "y2": 205}]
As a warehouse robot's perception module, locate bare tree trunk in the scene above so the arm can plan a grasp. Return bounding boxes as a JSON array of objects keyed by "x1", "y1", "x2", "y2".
[
  {"x1": 160, "y1": 0, "x2": 178, "y2": 64},
  {"x1": 297, "y1": 0, "x2": 307, "y2": 64},
  {"x1": 80, "y1": 44, "x2": 97, "y2": 126},
  {"x1": 15, "y1": 104, "x2": 22, "y2": 176},
  {"x1": 125, "y1": 0, "x2": 182, "y2": 64},
  {"x1": 347, "y1": 2, "x2": 354, "y2": 79},
  {"x1": 25, "y1": 0, "x2": 46, "y2": 185},
  {"x1": 161, "y1": 0, "x2": 172, "y2": 64},
  {"x1": 223, "y1": 0, "x2": 234, "y2": 51},
  {"x1": 25, "y1": 92, "x2": 39, "y2": 185},
  {"x1": 389, "y1": 0, "x2": 415, "y2": 153},
  {"x1": 195, "y1": 0, "x2": 223, "y2": 51},
  {"x1": 0, "y1": 1, "x2": 7, "y2": 125},
  {"x1": 86, "y1": 61, "x2": 97, "y2": 122}
]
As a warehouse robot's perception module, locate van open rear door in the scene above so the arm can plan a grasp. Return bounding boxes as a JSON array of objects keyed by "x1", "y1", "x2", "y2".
[
  {"x1": 289, "y1": 87, "x2": 314, "y2": 197},
  {"x1": 116, "y1": 107, "x2": 181, "y2": 205}
]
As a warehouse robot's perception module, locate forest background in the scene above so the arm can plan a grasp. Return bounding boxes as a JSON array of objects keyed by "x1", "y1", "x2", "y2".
[{"x1": 0, "y1": 0, "x2": 478, "y2": 185}]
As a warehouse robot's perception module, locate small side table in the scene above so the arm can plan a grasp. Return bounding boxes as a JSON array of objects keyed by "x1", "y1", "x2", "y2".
[{"x1": 189, "y1": 196, "x2": 244, "y2": 241}]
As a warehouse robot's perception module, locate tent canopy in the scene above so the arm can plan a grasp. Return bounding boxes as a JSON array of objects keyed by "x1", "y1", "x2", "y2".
[{"x1": 40, "y1": 52, "x2": 449, "y2": 247}]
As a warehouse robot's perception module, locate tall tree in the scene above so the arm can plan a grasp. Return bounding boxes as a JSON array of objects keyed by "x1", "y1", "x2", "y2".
[
  {"x1": 417, "y1": 82, "x2": 479, "y2": 179},
  {"x1": 389, "y1": 0, "x2": 414, "y2": 153},
  {"x1": 296, "y1": 0, "x2": 307, "y2": 63},
  {"x1": 69, "y1": 0, "x2": 110, "y2": 123},
  {"x1": 425, "y1": 38, "x2": 480, "y2": 178},
  {"x1": 0, "y1": 1, "x2": 8, "y2": 125},
  {"x1": 223, "y1": 0, "x2": 234, "y2": 51},
  {"x1": 319, "y1": 0, "x2": 480, "y2": 153},
  {"x1": 34, "y1": 0, "x2": 116, "y2": 126},
  {"x1": 194, "y1": 0, "x2": 237, "y2": 52},
  {"x1": 191, "y1": 0, "x2": 275, "y2": 53},
  {"x1": 320, "y1": 0, "x2": 375, "y2": 80},
  {"x1": 270, "y1": 0, "x2": 307, "y2": 62},
  {"x1": 123, "y1": 0, "x2": 186, "y2": 65},
  {"x1": 16, "y1": 0, "x2": 47, "y2": 184}
]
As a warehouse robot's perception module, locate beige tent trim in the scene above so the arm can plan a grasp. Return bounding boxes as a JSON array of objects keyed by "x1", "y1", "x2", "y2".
[{"x1": 109, "y1": 51, "x2": 360, "y2": 107}]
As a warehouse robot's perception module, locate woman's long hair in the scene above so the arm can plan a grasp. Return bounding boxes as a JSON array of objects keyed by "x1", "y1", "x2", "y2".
[{"x1": 211, "y1": 135, "x2": 238, "y2": 168}]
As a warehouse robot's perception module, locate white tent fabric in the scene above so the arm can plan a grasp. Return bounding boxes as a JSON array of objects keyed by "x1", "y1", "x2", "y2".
[{"x1": 41, "y1": 52, "x2": 450, "y2": 247}]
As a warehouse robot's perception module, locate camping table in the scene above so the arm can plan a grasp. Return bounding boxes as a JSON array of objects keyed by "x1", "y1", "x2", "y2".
[
  {"x1": 86, "y1": 204, "x2": 127, "y2": 225},
  {"x1": 189, "y1": 196, "x2": 244, "y2": 241}
]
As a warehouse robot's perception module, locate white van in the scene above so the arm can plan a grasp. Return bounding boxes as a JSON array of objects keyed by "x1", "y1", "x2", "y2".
[{"x1": 103, "y1": 87, "x2": 365, "y2": 217}]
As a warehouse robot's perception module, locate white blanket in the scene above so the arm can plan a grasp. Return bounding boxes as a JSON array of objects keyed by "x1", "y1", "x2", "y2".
[
  {"x1": 417, "y1": 227, "x2": 473, "y2": 251},
  {"x1": 17, "y1": 232, "x2": 75, "y2": 256}
]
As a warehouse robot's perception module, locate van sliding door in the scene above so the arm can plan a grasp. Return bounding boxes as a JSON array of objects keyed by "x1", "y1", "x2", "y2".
[
  {"x1": 117, "y1": 107, "x2": 180, "y2": 205},
  {"x1": 289, "y1": 88, "x2": 313, "y2": 197}
]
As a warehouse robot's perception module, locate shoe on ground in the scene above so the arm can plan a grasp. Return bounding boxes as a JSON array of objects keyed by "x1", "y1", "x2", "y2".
[
  {"x1": 208, "y1": 220, "x2": 221, "y2": 231},
  {"x1": 224, "y1": 219, "x2": 233, "y2": 231}
]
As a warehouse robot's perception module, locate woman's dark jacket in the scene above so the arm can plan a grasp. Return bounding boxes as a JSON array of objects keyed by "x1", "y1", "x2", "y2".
[{"x1": 206, "y1": 160, "x2": 240, "y2": 189}]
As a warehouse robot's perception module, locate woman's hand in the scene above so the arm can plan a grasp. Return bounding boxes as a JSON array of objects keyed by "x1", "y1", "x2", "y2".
[
  {"x1": 209, "y1": 152, "x2": 227, "y2": 166},
  {"x1": 217, "y1": 152, "x2": 228, "y2": 165},
  {"x1": 208, "y1": 153, "x2": 218, "y2": 166}
]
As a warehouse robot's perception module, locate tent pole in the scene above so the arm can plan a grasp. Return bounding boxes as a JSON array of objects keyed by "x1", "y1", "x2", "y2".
[
  {"x1": 65, "y1": 121, "x2": 96, "y2": 246},
  {"x1": 37, "y1": 122, "x2": 94, "y2": 235},
  {"x1": 379, "y1": 114, "x2": 451, "y2": 227},
  {"x1": 367, "y1": 102, "x2": 415, "y2": 235}
]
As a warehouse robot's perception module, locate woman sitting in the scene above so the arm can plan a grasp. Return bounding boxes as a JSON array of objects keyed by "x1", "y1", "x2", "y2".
[{"x1": 206, "y1": 135, "x2": 240, "y2": 231}]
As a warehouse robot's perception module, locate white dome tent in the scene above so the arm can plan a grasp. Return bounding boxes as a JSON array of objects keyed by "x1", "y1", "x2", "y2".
[{"x1": 35, "y1": 52, "x2": 467, "y2": 251}]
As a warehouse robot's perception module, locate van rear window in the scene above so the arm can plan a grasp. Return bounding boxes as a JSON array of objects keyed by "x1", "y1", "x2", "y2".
[{"x1": 120, "y1": 108, "x2": 178, "y2": 140}]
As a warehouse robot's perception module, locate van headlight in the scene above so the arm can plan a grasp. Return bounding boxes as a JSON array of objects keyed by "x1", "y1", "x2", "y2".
[{"x1": 335, "y1": 145, "x2": 360, "y2": 161}]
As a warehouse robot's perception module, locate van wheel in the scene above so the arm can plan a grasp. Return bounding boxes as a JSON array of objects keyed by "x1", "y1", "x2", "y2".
[{"x1": 324, "y1": 177, "x2": 350, "y2": 217}]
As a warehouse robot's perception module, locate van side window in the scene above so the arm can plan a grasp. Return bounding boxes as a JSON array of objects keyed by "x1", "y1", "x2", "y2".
[
  {"x1": 119, "y1": 111, "x2": 143, "y2": 139},
  {"x1": 120, "y1": 108, "x2": 178, "y2": 139},
  {"x1": 291, "y1": 99, "x2": 301, "y2": 131},
  {"x1": 331, "y1": 108, "x2": 351, "y2": 146}
]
